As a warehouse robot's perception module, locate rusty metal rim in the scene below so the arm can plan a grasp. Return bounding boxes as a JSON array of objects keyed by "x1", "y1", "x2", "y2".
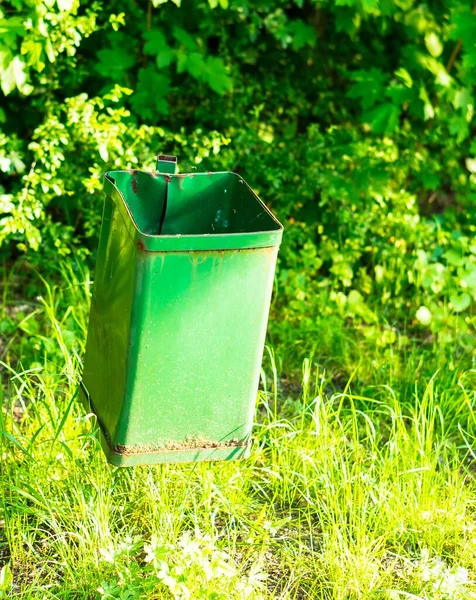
[{"x1": 111, "y1": 441, "x2": 252, "y2": 457}]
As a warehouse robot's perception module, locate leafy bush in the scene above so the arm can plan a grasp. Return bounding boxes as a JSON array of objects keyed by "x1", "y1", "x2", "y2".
[{"x1": 0, "y1": 0, "x2": 475, "y2": 352}]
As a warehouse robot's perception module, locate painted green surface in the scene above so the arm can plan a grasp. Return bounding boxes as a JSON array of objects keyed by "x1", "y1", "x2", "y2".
[{"x1": 81, "y1": 161, "x2": 283, "y2": 466}]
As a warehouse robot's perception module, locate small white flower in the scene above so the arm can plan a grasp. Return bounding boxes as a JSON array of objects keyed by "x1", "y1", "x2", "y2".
[{"x1": 416, "y1": 305, "x2": 432, "y2": 325}]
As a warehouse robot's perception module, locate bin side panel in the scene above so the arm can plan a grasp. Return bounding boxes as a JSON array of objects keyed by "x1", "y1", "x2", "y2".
[
  {"x1": 112, "y1": 246, "x2": 278, "y2": 451},
  {"x1": 82, "y1": 196, "x2": 137, "y2": 440},
  {"x1": 163, "y1": 173, "x2": 281, "y2": 236},
  {"x1": 111, "y1": 171, "x2": 167, "y2": 236}
]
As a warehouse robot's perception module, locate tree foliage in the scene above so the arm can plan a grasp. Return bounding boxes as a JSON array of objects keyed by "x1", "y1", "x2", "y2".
[{"x1": 0, "y1": 0, "x2": 475, "y2": 346}]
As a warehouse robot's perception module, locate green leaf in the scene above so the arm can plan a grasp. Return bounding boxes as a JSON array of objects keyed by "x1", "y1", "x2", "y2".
[
  {"x1": 143, "y1": 29, "x2": 169, "y2": 55},
  {"x1": 450, "y1": 292, "x2": 471, "y2": 313},
  {"x1": 334, "y1": 10, "x2": 359, "y2": 35},
  {"x1": 386, "y1": 84, "x2": 412, "y2": 105},
  {"x1": 172, "y1": 27, "x2": 199, "y2": 51},
  {"x1": 443, "y1": 248, "x2": 464, "y2": 266},
  {"x1": 156, "y1": 49, "x2": 175, "y2": 69},
  {"x1": 21, "y1": 39, "x2": 44, "y2": 70},
  {"x1": 462, "y1": 267, "x2": 476, "y2": 289},
  {"x1": 425, "y1": 32, "x2": 443, "y2": 57},
  {"x1": 204, "y1": 57, "x2": 232, "y2": 94},
  {"x1": 1, "y1": 55, "x2": 28, "y2": 95},
  {"x1": 421, "y1": 263, "x2": 446, "y2": 291},
  {"x1": 450, "y1": 9, "x2": 476, "y2": 42},
  {"x1": 10, "y1": 151, "x2": 25, "y2": 173},
  {"x1": 183, "y1": 52, "x2": 207, "y2": 79},
  {"x1": 394, "y1": 67, "x2": 413, "y2": 88},
  {"x1": 450, "y1": 8, "x2": 476, "y2": 69},
  {"x1": 0, "y1": 195, "x2": 15, "y2": 212},
  {"x1": 288, "y1": 20, "x2": 317, "y2": 51},
  {"x1": 347, "y1": 68, "x2": 387, "y2": 110},
  {"x1": 176, "y1": 51, "x2": 232, "y2": 94},
  {"x1": 0, "y1": 17, "x2": 25, "y2": 38},
  {"x1": 361, "y1": 0, "x2": 380, "y2": 12},
  {"x1": 57, "y1": 0, "x2": 75, "y2": 10},
  {"x1": 448, "y1": 114, "x2": 469, "y2": 143},
  {"x1": 208, "y1": 0, "x2": 228, "y2": 8},
  {"x1": 0, "y1": 564, "x2": 12, "y2": 591},
  {"x1": 421, "y1": 172, "x2": 440, "y2": 190},
  {"x1": 346, "y1": 290, "x2": 376, "y2": 322},
  {"x1": 418, "y1": 55, "x2": 451, "y2": 86},
  {"x1": 130, "y1": 66, "x2": 170, "y2": 119},
  {"x1": 109, "y1": 13, "x2": 126, "y2": 31},
  {"x1": 364, "y1": 102, "x2": 400, "y2": 134},
  {"x1": 98, "y1": 142, "x2": 108, "y2": 162},
  {"x1": 45, "y1": 38, "x2": 56, "y2": 63},
  {"x1": 453, "y1": 87, "x2": 473, "y2": 115},
  {"x1": 95, "y1": 44, "x2": 135, "y2": 81},
  {"x1": 419, "y1": 85, "x2": 434, "y2": 120},
  {"x1": 143, "y1": 30, "x2": 175, "y2": 69}
]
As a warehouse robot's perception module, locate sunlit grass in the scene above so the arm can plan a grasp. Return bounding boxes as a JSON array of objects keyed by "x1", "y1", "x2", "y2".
[{"x1": 0, "y1": 267, "x2": 475, "y2": 599}]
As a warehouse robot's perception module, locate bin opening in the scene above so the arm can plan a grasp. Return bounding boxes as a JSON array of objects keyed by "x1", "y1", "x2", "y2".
[{"x1": 106, "y1": 170, "x2": 281, "y2": 237}]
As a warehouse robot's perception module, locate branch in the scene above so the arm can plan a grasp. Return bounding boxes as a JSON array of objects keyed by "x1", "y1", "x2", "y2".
[
  {"x1": 446, "y1": 2, "x2": 476, "y2": 74},
  {"x1": 446, "y1": 39, "x2": 462, "y2": 74}
]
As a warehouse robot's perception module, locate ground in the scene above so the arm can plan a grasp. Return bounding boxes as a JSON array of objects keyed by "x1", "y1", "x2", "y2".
[{"x1": 0, "y1": 263, "x2": 475, "y2": 599}]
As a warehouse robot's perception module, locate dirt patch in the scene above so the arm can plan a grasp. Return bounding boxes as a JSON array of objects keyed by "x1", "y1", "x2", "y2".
[
  {"x1": 12, "y1": 403, "x2": 25, "y2": 423},
  {"x1": 0, "y1": 524, "x2": 10, "y2": 568}
]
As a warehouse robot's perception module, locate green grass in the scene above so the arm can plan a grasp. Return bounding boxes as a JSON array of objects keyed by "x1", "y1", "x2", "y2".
[{"x1": 1, "y1": 265, "x2": 475, "y2": 599}]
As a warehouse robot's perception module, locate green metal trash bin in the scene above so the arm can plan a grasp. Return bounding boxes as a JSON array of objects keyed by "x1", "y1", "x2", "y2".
[{"x1": 80, "y1": 155, "x2": 283, "y2": 466}]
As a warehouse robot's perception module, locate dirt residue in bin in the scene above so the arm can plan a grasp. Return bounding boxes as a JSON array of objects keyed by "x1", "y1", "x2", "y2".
[{"x1": 112, "y1": 436, "x2": 248, "y2": 456}]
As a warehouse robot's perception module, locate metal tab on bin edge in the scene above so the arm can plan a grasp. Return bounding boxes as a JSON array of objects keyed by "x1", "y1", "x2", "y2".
[{"x1": 156, "y1": 154, "x2": 177, "y2": 174}]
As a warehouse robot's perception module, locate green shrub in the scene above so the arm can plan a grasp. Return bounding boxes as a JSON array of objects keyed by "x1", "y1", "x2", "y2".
[{"x1": 0, "y1": 0, "x2": 475, "y2": 352}]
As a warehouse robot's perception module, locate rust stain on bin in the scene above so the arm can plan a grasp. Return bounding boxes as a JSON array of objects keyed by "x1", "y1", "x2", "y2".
[{"x1": 131, "y1": 170, "x2": 138, "y2": 194}]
